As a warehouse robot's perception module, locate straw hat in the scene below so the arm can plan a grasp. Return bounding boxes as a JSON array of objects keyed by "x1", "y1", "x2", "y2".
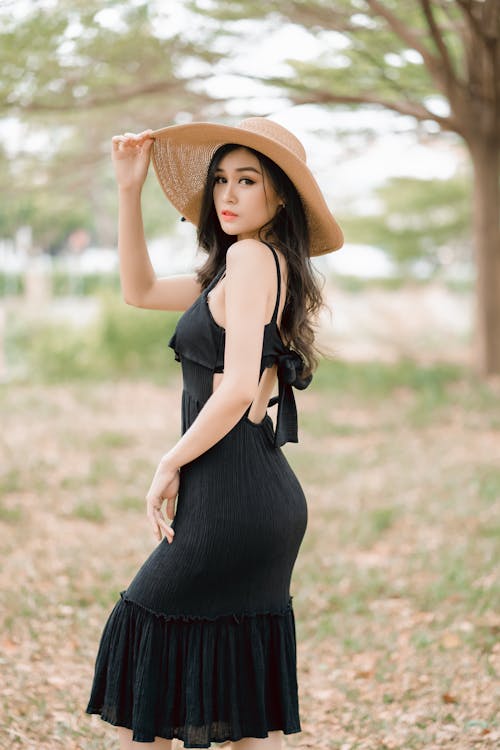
[{"x1": 150, "y1": 117, "x2": 344, "y2": 256}]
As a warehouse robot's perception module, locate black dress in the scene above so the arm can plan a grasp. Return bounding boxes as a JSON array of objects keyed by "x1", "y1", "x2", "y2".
[{"x1": 85, "y1": 242, "x2": 310, "y2": 747}]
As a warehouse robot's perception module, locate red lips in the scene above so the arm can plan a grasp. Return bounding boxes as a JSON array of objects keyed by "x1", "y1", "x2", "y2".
[{"x1": 221, "y1": 210, "x2": 238, "y2": 217}]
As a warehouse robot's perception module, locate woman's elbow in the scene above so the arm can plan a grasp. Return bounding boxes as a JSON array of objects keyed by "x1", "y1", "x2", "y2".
[
  {"x1": 122, "y1": 293, "x2": 144, "y2": 308},
  {"x1": 222, "y1": 377, "x2": 257, "y2": 407}
]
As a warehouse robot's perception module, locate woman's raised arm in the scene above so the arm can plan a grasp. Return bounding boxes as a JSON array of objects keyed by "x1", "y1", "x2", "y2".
[{"x1": 111, "y1": 130, "x2": 201, "y2": 311}]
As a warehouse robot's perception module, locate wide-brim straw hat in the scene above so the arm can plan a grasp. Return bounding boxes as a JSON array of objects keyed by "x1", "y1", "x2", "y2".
[{"x1": 150, "y1": 117, "x2": 344, "y2": 256}]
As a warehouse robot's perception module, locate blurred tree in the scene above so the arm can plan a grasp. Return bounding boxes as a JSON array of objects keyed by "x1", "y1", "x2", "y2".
[
  {"x1": 191, "y1": 0, "x2": 500, "y2": 375},
  {"x1": 339, "y1": 174, "x2": 472, "y2": 274},
  {"x1": 0, "y1": 149, "x2": 176, "y2": 254},
  {"x1": 0, "y1": 0, "x2": 221, "y2": 249}
]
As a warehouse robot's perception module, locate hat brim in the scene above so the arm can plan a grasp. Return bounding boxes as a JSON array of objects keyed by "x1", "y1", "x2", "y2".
[{"x1": 150, "y1": 122, "x2": 344, "y2": 256}]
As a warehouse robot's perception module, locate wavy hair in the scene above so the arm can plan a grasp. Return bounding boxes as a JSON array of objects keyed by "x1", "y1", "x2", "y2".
[{"x1": 196, "y1": 143, "x2": 327, "y2": 378}]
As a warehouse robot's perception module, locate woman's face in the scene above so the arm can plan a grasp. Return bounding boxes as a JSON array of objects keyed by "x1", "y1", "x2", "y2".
[{"x1": 212, "y1": 147, "x2": 282, "y2": 241}]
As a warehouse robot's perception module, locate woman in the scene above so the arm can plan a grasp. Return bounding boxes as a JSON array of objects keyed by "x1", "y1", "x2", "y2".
[{"x1": 85, "y1": 117, "x2": 343, "y2": 749}]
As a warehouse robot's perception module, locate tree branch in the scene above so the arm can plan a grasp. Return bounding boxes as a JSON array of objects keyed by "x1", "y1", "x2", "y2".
[
  {"x1": 2, "y1": 77, "x2": 212, "y2": 113},
  {"x1": 483, "y1": 0, "x2": 500, "y2": 40},
  {"x1": 419, "y1": 0, "x2": 461, "y2": 87},
  {"x1": 353, "y1": 43, "x2": 427, "y2": 105},
  {"x1": 366, "y1": 0, "x2": 469, "y2": 110},
  {"x1": 365, "y1": 0, "x2": 440, "y2": 71},
  {"x1": 286, "y1": 1, "x2": 360, "y2": 32},
  {"x1": 456, "y1": 0, "x2": 484, "y2": 39},
  {"x1": 432, "y1": 0, "x2": 468, "y2": 34},
  {"x1": 283, "y1": 86, "x2": 460, "y2": 133}
]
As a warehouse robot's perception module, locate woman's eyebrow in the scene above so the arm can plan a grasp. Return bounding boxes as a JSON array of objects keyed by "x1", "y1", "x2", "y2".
[{"x1": 214, "y1": 166, "x2": 262, "y2": 174}]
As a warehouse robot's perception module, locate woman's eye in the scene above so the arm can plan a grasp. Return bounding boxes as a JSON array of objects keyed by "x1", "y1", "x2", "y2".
[{"x1": 214, "y1": 176, "x2": 255, "y2": 185}]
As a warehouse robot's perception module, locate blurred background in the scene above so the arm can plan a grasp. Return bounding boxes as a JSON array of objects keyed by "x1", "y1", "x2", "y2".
[{"x1": 1, "y1": 2, "x2": 499, "y2": 749}]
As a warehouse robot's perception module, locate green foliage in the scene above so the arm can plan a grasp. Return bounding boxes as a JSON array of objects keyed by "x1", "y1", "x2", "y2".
[
  {"x1": 3, "y1": 270, "x2": 474, "y2": 300},
  {"x1": 0, "y1": 272, "x2": 24, "y2": 296},
  {"x1": 50, "y1": 272, "x2": 121, "y2": 296},
  {"x1": 6, "y1": 291, "x2": 470, "y2": 399},
  {"x1": 189, "y1": 0, "x2": 465, "y2": 114},
  {"x1": 0, "y1": 129, "x2": 179, "y2": 253},
  {"x1": 0, "y1": 1, "x2": 217, "y2": 118},
  {"x1": 0, "y1": 0, "x2": 217, "y2": 248},
  {"x1": 6, "y1": 292, "x2": 181, "y2": 382},
  {"x1": 313, "y1": 356, "x2": 463, "y2": 399},
  {"x1": 96, "y1": 293, "x2": 173, "y2": 375},
  {"x1": 333, "y1": 275, "x2": 435, "y2": 292},
  {"x1": 338, "y1": 174, "x2": 473, "y2": 270}
]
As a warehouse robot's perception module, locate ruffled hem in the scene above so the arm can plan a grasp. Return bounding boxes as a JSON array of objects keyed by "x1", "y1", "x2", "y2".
[
  {"x1": 86, "y1": 593, "x2": 302, "y2": 747},
  {"x1": 85, "y1": 711, "x2": 301, "y2": 747},
  {"x1": 119, "y1": 590, "x2": 294, "y2": 623}
]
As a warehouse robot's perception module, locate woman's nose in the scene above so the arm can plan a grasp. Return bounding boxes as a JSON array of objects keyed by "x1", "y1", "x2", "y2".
[{"x1": 222, "y1": 180, "x2": 237, "y2": 202}]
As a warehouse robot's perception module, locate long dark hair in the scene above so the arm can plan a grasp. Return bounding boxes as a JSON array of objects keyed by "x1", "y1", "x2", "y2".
[{"x1": 196, "y1": 143, "x2": 326, "y2": 378}]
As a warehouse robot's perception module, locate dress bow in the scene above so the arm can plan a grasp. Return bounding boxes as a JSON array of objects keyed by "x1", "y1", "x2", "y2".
[{"x1": 268, "y1": 350, "x2": 312, "y2": 448}]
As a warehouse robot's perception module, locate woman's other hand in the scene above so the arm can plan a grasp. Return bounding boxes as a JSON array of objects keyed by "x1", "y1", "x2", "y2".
[
  {"x1": 146, "y1": 456, "x2": 180, "y2": 543},
  {"x1": 111, "y1": 129, "x2": 154, "y2": 191}
]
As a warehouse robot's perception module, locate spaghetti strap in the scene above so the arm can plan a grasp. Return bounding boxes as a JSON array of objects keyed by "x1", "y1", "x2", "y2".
[
  {"x1": 261, "y1": 241, "x2": 281, "y2": 323},
  {"x1": 204, "y1": 264, "x2": 227, "y2": 294}
]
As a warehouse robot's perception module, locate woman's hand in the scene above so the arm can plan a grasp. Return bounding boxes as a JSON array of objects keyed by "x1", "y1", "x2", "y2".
[
  {"x1": 111, "y1": 129, "x2": 155, "y2": 191},
  {"x1": 146, "y1": 456, "x2": 180, "y2": 543}
]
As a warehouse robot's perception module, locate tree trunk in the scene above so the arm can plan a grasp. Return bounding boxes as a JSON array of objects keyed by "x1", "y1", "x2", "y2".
[{"x1": 468, "y1": 137, "x2": 500, "y2": 375}]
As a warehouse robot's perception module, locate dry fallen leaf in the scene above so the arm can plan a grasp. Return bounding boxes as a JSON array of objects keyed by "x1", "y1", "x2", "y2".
[
  {"x1": 355, "y1": 669, "x2": 375, "y2": 678},
  {"x1": 440, "y1": 631, "x2": 462, "y2": 649}
]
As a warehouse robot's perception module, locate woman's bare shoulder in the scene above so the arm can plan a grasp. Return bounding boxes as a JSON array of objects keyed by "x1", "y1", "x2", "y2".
[{"x1": 225, "y1": 238, "x2": 277, "y2": 273}]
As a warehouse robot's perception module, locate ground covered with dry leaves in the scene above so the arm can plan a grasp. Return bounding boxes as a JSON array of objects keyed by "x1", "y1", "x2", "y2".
[{"x1": 1, "y1": 368, "x2": 499, "y2": 749}]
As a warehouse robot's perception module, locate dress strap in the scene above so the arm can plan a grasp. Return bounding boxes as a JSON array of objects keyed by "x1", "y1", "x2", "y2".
[
  {"x1": 205, "y1": 264, "x2": 226, "y2": 294},
  {"x1": 261, "y1": 242, "x2": 281, "y2": 323}
]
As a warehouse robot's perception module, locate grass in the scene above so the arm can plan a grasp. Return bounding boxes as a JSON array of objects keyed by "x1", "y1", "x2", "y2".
[
  {"x1": 477, "y1": 466, "x2": 500, "y2": 503},
  {"x1": 0, "y1": 501, "x2": 22, "y2": 524},
  {"x1": 330, "y1": 274, "x2": 473, "y2": 294},
  {"x1": 90, "y1": 431, "x2": 136, "y2": 450},
  {"x1": 0, "y1": 362, "x2": 499, "y2": 748},
  {"x1": 72, "y1": 502, "x2": 106, "y2": 523},
  {"x1": 0, "y1": 468, "x2": 23, "y2": 493},
  {"x1": 311, "y1": 357, "x2": 464, "y2": 399}
]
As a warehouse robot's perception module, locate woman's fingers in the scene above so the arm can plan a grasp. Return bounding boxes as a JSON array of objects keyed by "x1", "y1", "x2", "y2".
[
  {"x1": 112, "y1": 130, "x2": 153, "y2": 144},
  {"x1": 144, "y1": 462, "x2": 178, "y2": 543},
  {"x1": 147, "y1": 503, "x2": 161, "y2": 540},
  {"x1": 159, "y1": 520, "x2": 175, "y2": 543},
  {"x1": 111, "y1": 131, "x2": 154, "y2": 157},
  {"x1": 154, "y1": 506, "x2": 175, "y2": 542},
  {"x1": 165, "y1": 496, "x2": 176, "y2": 522},
  {"x1": 147, "y1": 501, "x2": 175, "y2": 543},
  {"x1": 111, "y1": 135, "x2": 135, "y2": 154}
]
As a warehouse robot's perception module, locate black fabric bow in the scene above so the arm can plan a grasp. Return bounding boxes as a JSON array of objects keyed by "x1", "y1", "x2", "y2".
[
  {"x1": 277, "y1": 350, "x2": 313, "y2": 390},
  {"x1": 268, "y1": 350, "x2": 312, "y2": 447}
]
